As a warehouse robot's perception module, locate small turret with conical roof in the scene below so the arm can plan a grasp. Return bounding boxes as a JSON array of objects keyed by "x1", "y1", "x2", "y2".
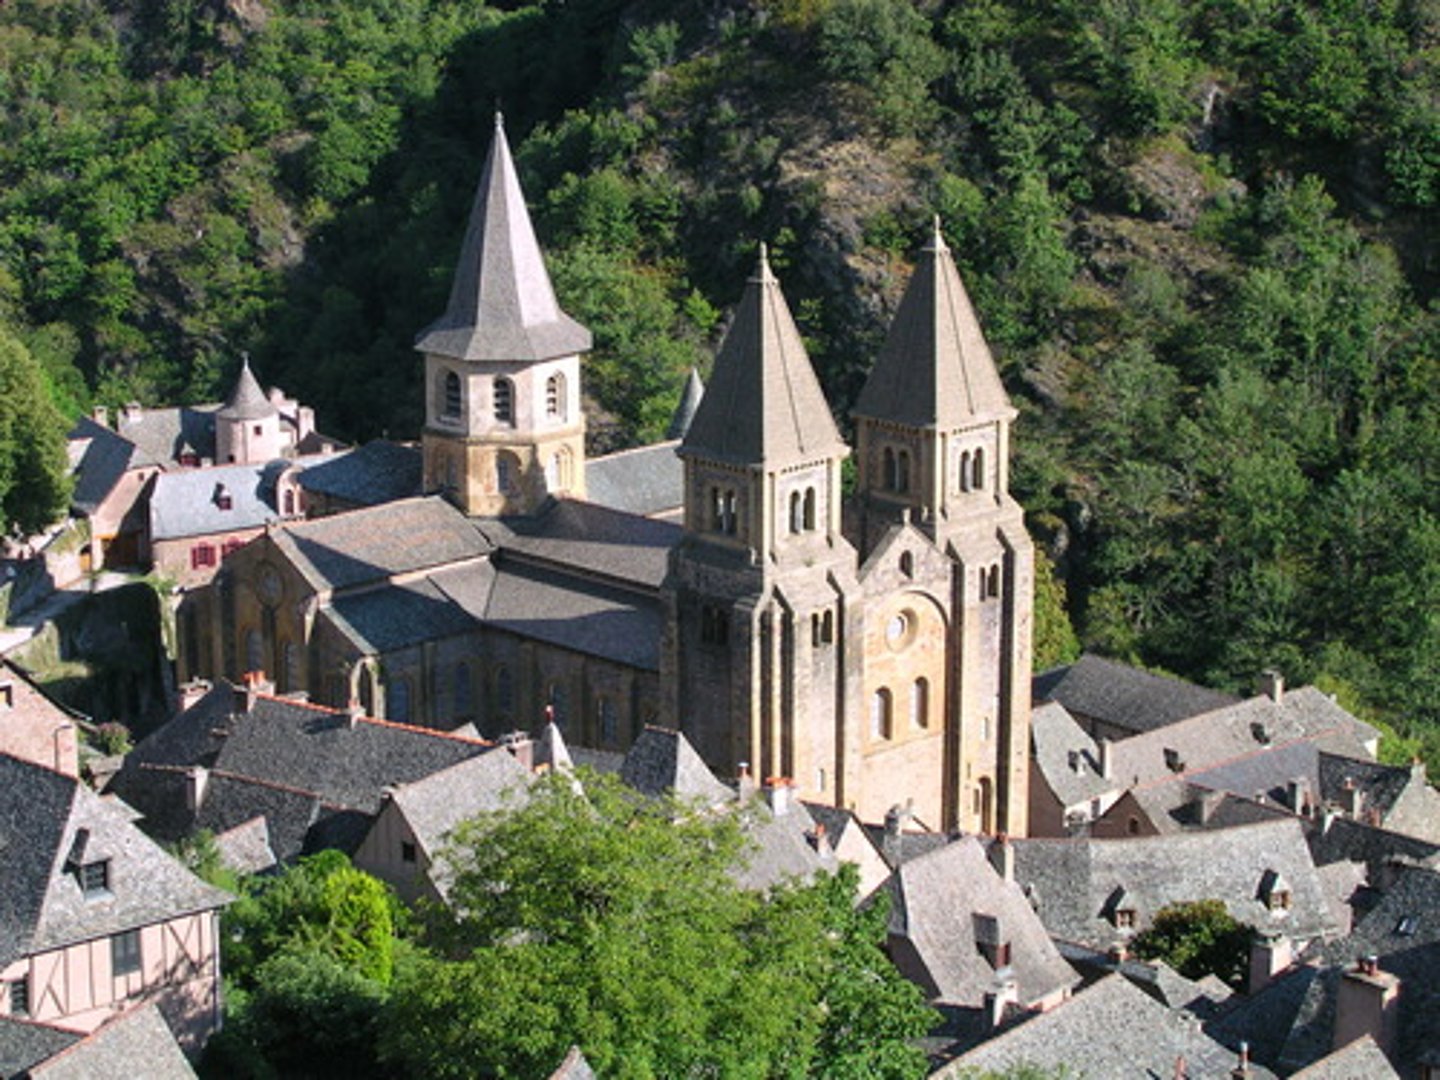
[
  {"x1": 417, "y1": 114, "x2": 590, "y2": 516},
  {"x1": 216, "y1": 356, "x2": 284, "y2": 464},
  {"x1": 666, "y1": 368, "x2": 706, "y2": 441}
]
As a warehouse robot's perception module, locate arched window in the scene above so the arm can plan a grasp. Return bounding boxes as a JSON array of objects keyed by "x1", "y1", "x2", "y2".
[
  {"x1": 883, "y1": 448, "x2": 897, "y2": 491},
  {"x1": 710, "y1": 487, "x2": 723, "y2": 531},
  {"x1": 790, "y1": 491, "x2": 803, "y2": 534},
  {"x1": 912, "y1": 677, "x2": 929, "y2": 730},
  {"x1": 495, "y1": 665, "x2": 514, "y2": 713},
  {"x1": 972, "y1": 447, "x2": 984, "y2": 491},
  {"x1": 493, "y1": 377, "x2": 514, "y2": 425},
  {"x1": 722, "y1": 490, "x2": 737, "y2": 535},
  {"x1": 872, "y1": 687, "x2": 893, "y2": 739},
  {"x1": 546, "y1": 372, "x2": 566, "y2": 420},
  {"x1": 556, "y1": 447, "x2": 573, "y2": 490},
  {"x1": 283, "y1": 488, "x2": 296, "y2": 516},
  {"x1": 388, "y1": 678, "x2": 411, "y2": 723},
  {"x1": 803, "y1": 487, "x2": 816, "y2": 530},
  {"x1": 897, "y1": 451, "x2": 911, "y2": 494},
  {"x1": 598, "y1": 697, "x2": 617, "y2": 744},
  {"x1": 453, "y1": 663, "x2": 472, "y2": 718},
  {"x1": 822, "y1": 609, "x2": 834, "y2": 642},
  {"x1": 988, "y1": 565, "x2": 1001, "y2": 599},
  {"x1": 244, "y1": 629, "x2": 263, "y2": 676},
  {"x1": 496, "y1": 452, "x2": 519, "y2": 494},
  {"x1": 283, "y1": 642, "x2": 299, "y2": 693},
  {"x1": 441, "y1": 370, "x2": 461, "y2": 419},
  {"x1": 899, "y1": 551, "x2": 914, "y2": 578},
  {"x1": 960, "y1": 450, "x2": 972, "y2": 492}
]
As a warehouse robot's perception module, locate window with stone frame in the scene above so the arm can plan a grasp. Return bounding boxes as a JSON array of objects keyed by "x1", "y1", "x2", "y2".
[
  {"x1": 493, "y1": 377, "x2": 514, "y2": 425},
  {"x1": 872, "y1": 688, "x2": 894, "y2": 739},
  {"x1": 545, "y1": 372, "x2": 566, "y2": 420},
  {"x1": 80, "y1": 859, "x2": 110, "y2": 897}
]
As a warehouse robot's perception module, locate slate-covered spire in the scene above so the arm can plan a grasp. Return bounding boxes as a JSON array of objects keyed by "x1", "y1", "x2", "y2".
[
  {"x1": 666, "y1": 367, "x2": 706, "y2": 440},
  {"x1": 854, "y1": 218, "x2": 1014, "y2": 428},
  {"x1": 680, "y1": 246, "x2": 846, "y2": 467},
  {"x1": 217, "y1": 356, "x2": 276, "y2": 421},
  {"x1": 415, "y1": 114, "x2": 591, "y2": 363}
]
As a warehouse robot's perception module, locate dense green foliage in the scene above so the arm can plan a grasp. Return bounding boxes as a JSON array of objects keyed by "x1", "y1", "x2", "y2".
[
  {"x1": 0, "y1": 322, "x2": 70, "y2": 536},
  {"x1": 385, "y1": 770, "x2": 934, "y2": 1079},
  {"x1": 200, "y1": 776, "x2": 933, "y2": 1078},
  {"x1": 2, "y1": 0, "x2": 1438, "y2": 754},
  {"x1": 1132, "y1": 898, "x2": 1253, "y2": 988}
]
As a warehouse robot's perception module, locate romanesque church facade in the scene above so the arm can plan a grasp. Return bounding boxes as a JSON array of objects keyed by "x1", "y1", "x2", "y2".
[{"x1": 184, "y1": 118, "x2": 1032, "y2": 834}]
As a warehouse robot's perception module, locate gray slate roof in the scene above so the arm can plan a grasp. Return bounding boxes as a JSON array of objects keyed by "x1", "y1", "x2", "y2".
[
  {"x1": 0, "y1": 753, "x2": 230, "y2": 969},
  {"x1": 1011, "y1": 818, "x2": 1336, "y2": 951},
  {"x1": 296, "y1": 440, "x2": 422, "y2": 507},
  {"x1": 270, "y1": 496, "x2": 492, "y2": 591},
  {"x1": 325, "y1": 574, "x2": 479, "y2": 653},
  {"x1": 680, "y1": 250, "x2": 847, "y2": 468},
  {"x1": 1107, "y1": 687, "x2": 1378, "y2": 794},
  {"x1": 548, "y1": 1046, "x2": 597, "y2": 1080},
  {"x1": 493, "y1": 497, "x2": 680, "y2": 591},
  {"x1": 853, "y1": 222, "x2": 1014, "y2": 429},
  {"x1": 415, "y1": 116, "x2": 591, "y2": 362},
  {"x1": 730, "y1": 799, "x2": 837, "y2": 893},
  {"x1": 1029, "y1": 700, "x2": 1112, "y2": 810},
  {"x1": 1288, "y1": 1036, "x2": 1399, "y2": 1080},
  {"x1": 938, "y1": 973, "x2": 1269, "y2": 1080},
  {"x1": 888, "y1": 836, "x2": 1077, "y2": 1008},
  {"x1": 216, "y1": 358, "x2": 277, "y2": 421},
  {"x1": 391, "y1": 748, "x2": 533, "y2": 862},
  {"x1": 1033, "y1": 654, "x2": 1239, "y2": 737},
  {"x1": 149, "y1": 457, "x2": 299, "y2": 541},
  {"x1": 212, "y1": 815, "x2": 277, "y2": 875},
  {"x1": 619, "y1": 726, "x2": 733, "y2": 805},
  {"x1": 584, "y1": 441, "x2": 684, "y2": 518},
  {"x1": 0, "y1": 1017, "x2": 79, "y2": 1079},
  {"x1": 116, "y1": 404, "x2": 219, "y2": 466},
  {"x1": 67, "y1": 417, "x2": 147, "y2": 513},
  {"x1": 27, "y1": 1001, "x2": 195, "y2": 1080}
]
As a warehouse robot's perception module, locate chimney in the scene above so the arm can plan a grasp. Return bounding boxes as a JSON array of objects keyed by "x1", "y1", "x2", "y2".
[
  {"x1": 122, "y1": 401, "x2": 143, "y2": 423},
  {"x1": 1248, "y1": 931, "x2": 1292, "y2": 995},
  {"x1": 501, "y1": 731, "x2": 534, "y2": 770},
  {"x1": 1340, "y1": 778, "x2": 1363, "y2": 818},
  {"x1": 807, "y1": 821, "x2": 829, "y2": 854},
  {"x1": 1333, "y1": 956, "x2": 1399, "y2": 1057},
  {"x1": 176, "y1": 678, "x2": 212, "y2": 715},
  {"x1": 737, "y1": 761, "x2": 757, "y2": 802},
  {"x1": 1286, "y1": 776, "x2": 1310, "y2": 815},
  {"x1": 763, "y1": 777, "x2": 793, "y2": 816},
  {"x1": 982, "y1": 972, "x2": 1019, "y2": 1031},
  {"x1": 91, "y1": 404, "x2": 109, "y2": 427},
  {"x1": 1097, "y1": 738, "x2": 1113, "y2": 780},
  {"x1": 1411, "y1": 757, "x2": 1427, "y2": 786},
  {"x1": 1257, "y1": 669, "x2": 1284, "y2": 703},
  {"x1": 184, "y1": 766, "x2": 209, "y2": 813},
  {"x1": 1230, "y1": 1043, "x2": 1251, "y2": 1080},
  {"x1": 1068, "y1": 749, "x2": 1085, "y2": 775},
  {"x1": 237, "y1": 670, "x2": 272, "y2": 712},
  {"x1": 1193, "y1": 788, "x2": 1224, "y2": 826},
  {"x1": 989, "y1": 834, "x2": 1014, "y2": 882}
]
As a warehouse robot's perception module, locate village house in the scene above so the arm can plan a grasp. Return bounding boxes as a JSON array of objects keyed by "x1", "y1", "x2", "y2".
[
  {"x1": 0, "y1": 660, "x2": 78, "y2": 778},
  {"x1": 0, "y1": 753, "x2": 230, "y2": 1053}
]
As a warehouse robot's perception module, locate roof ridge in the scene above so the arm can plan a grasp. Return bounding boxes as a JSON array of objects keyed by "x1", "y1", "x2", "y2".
[
  {"x1": 354, "y1": 715, "x2": 493, "y2": 745},
  {"x1": 207, "y1": 767, "x2": 326, "y2": 801}
]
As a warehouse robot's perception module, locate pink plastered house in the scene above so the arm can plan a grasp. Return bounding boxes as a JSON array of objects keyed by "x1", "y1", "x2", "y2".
[
  {"x1": 0, "y1": 660, "x2": 78, "y2": 778},
  {"x1": 0, "y1": 753, "x2": 230, "y2": 1055}
]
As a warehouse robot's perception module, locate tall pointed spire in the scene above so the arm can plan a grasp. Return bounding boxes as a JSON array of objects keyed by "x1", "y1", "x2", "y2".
[
  {"x1": 680, "y1": 247, "x2": 845, "y2": 466},
  {"x1": 415, "y1": 114, "x2": 591, "y2": 362},
  {"x1": 854, "y1": 220, "x2": 1013, "y2": 428}
]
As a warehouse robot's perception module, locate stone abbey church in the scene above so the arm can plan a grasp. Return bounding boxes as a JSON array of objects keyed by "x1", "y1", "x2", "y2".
[{"x1": 182, "y1": 118, "x2": 1034, "y2": 835}]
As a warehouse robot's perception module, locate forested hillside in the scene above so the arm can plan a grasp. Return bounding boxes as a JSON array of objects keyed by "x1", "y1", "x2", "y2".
[{"x1": 2, "y1": 0, "x2": 1438, "y2": 756}]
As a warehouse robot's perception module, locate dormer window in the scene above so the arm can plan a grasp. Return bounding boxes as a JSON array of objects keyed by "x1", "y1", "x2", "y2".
[
  {"x1": 1115, "y1": 908, "x2": 1137, "y2": 929},
  {"x1": 214, "y1": 483, "x2": 232, "y2": 511},
  {"x1": 80, "y1": 859, "x2": 111, "y2": 897},
  {"x1": 8, "y1": 978, "x2": 28, "y2": 1017},
  {"x1": 1164, "y1": 747, "x2": 1184, "y2": 773},
  {"x1": 1268, "y1": 889, "x2": 1292, "y2": 912}
]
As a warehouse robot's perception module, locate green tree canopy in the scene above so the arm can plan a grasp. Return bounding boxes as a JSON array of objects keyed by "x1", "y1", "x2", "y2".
[
  {"x1": 382, "y1": 769, "x2": 935, "y2": 1079},
  {"x1": 0, "y1": 322, "x2": 70, "y2": 537},
  {"x1": 1132, "y1": 899, "x2": 1253, "y2": 988}
]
